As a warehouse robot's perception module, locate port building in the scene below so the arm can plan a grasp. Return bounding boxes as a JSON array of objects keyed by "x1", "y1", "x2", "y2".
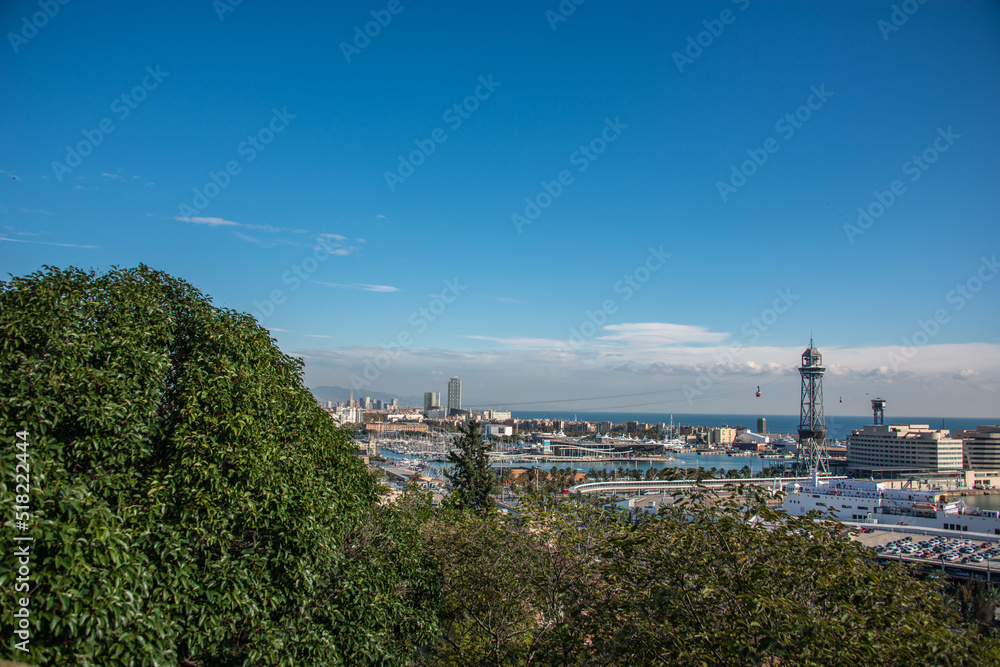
[{"x1": 846, "y1": 424, "x2": 964, "y2": 476}]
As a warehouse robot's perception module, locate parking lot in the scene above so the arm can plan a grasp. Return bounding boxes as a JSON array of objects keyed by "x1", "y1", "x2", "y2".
[{"x1": 853, "y1": 529, "x2": 1000, "y2": 567}]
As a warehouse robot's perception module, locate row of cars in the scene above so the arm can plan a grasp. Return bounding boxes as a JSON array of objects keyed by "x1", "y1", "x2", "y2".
[{"x1": 873, "y1": 535, "x2": 1000, "y2": 564}]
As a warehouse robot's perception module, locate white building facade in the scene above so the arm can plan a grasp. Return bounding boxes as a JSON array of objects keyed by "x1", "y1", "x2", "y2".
[{"x1": 846, "y1": 424, "x2": 964, "y2": 474}]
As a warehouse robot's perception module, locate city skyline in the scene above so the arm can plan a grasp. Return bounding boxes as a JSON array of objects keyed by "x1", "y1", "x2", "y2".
[{"x1": 2, "y1": 2, "x2": 999, "y2": 417}]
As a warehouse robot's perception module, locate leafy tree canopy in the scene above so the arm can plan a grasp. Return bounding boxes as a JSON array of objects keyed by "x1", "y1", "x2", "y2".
[
  {"x1": 0, "y1": 265, "x2": 439, "y2": 665},
  {"x1": 416, "y1": 487, "x2": 1000, "y2": 667}
]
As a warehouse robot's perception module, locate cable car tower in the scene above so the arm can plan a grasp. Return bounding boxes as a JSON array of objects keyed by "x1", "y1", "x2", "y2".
[{"x1": 797, "y1": 337, "x2": 828, "y2": 476}]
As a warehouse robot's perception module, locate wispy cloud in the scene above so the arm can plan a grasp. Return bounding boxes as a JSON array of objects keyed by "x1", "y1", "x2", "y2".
[
  {"x1": 494, "y1": 296, "x2": 521, "y2": 303},
  {"x1": 233, "y1": 231, "x2": 261, "y2": 244},
  {"x1": 598, "y1": 323, "x2": 730, "y2": 347},
  {"x1": 304, "y1": 334, "x2": 335, "y2": 339},
  {"x1": 465, "y1": 335, "x2": 566, "y2": 349},
  {"x1": 0, "y1": 236, "x2": 96, "y2": 249},
  {"x1": 170, "y1": 216, "x2": 345, "y2": 246},
  {"x1": 312, "y1": 281, "x2": 400, "y2": 293},
  {"x1": 18, "y1": 208, "x2": 54, "y2": 216},
  {"x1": 465, "y1": 322, "x2": 730, "y2": 353},
  {"x1": 102, "y1": 172, "x2": 128, "y2": 183},
  {"x1": 175, "y1": 216, "x2": 241, "y2": 227}
]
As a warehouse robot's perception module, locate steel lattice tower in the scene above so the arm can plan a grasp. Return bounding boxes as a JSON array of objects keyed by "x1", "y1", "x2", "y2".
[{"x1": 797, "y1": 338, "x2": 828, "y2": 475}]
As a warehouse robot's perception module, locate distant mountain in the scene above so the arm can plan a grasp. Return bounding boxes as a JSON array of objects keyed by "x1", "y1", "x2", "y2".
[{"x1": 308, "y1": 385, "x2": 422, "y2": 408}]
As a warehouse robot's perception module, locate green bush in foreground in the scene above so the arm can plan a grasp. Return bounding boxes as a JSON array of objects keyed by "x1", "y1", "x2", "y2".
[
  {"x1": 417, "y1": 489, "x2": 1000, "y2": 667},
  {"x1": 0, "y1": 265, "x2": 439, "y2": 665}
]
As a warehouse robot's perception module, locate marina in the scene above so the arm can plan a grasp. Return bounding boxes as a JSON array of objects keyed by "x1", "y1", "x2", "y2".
[{"x1": 375, "y1": 439, "x2": 789, "y2": 478}]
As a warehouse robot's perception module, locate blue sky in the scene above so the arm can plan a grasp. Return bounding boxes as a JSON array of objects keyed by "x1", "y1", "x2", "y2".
[{"x1": 2, "y1": 0, "x2": 999, "y2": 417}]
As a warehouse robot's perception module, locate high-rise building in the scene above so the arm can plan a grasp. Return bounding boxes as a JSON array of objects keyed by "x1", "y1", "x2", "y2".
[
  {"x1": 424, "y1": 392, "x2": 441, "y2": 413},
  {"x1": 448, "y1": 377, "x2": 462, "y2": 411},
  {"x1": 846, "y1": 424, "x2": 963, "y2": 474},
  {"x1": 757, "y1": 417, "x2": 767, "y2": 434}
]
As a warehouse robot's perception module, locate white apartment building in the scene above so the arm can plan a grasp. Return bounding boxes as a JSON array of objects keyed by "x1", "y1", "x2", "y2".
[
  {"x1": 846, "y1": 424, "x2": 963, "y2": 474},
  {"x1": 329, "y1": 405, "x2": 364, "y2": 424}
]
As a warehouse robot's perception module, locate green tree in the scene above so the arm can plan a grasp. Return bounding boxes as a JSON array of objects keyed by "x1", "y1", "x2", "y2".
[
  {"x1": 420, "y1": 486, "x2": 1000, "y2": 666},
  {"x1": 580, "y1": 487, "x2": 999, "y2": 666},
  {"x1": 444, "y1": 420, "x2": 495, "y2": 512},
  {"x1": 0, "y1": 266, "x2": 439, "y2": 666}
]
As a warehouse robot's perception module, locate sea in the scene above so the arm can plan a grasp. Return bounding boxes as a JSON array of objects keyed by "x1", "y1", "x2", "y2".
[{"x1": 509, "y1": 412, "x2": 998, "y2": 442}]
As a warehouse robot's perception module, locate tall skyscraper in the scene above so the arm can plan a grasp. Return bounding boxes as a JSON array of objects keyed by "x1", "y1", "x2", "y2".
[
  {"x1": 448, "y1": 377, "x2": 462, "y2": 412},
  {"x1": 424, "y1": 392, "x2": 441, "y2": 413},
  {"x1": 757, "y1": 417, "x2": 767, "y2": 434}
]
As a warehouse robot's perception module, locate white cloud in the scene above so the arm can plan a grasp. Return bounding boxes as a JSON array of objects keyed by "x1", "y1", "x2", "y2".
[
  {"x1": 0, "y1": 236, "x2": 97, "y2": 249},
  {"x1": 599, "y1": 322, "x2": 729, "y2": 346},
  {"x1": 312, "y1": 281, "x2": 399, "y2": 293},
  {"x1": 295, "y1": 340, "x2": 1000, "y2": 417},
  {"x1": 233, "y1": 231, "x2": 261, "y2": 244},
  {"x1": 465, "y1": 335, "x2": 566, "y2": 349},
  {"x1": 175, "y1": 216, "x2": 241, "y2": 227}
]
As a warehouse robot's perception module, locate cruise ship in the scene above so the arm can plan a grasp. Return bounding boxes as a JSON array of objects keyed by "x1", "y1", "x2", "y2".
[{"x1": 781, "y1": 473, "x2": 1000, "y2": 535}]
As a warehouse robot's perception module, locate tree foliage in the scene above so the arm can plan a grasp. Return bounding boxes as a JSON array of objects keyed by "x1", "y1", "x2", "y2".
[
  {"x1": 444, "y1": 421, "x2": 494, "y2": 513},
  {"x1": 417, "y1": 487, "x2": 1000, "y2": 666},
  {"x1": 0, "y1": 265, "x2": 439, "y2": 665}
]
